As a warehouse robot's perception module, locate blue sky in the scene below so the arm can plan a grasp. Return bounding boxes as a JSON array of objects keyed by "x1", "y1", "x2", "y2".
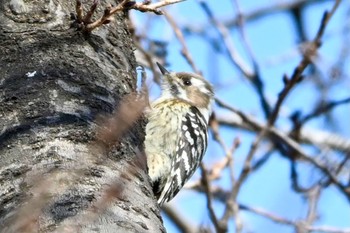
[{"x1": 133, "y1": 0, "x2": 350, "y2": 232}]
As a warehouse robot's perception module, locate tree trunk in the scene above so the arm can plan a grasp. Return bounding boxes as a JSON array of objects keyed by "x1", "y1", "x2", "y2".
[{"x1": 0, "y1": 0, "x2": 164, "y2": 232}]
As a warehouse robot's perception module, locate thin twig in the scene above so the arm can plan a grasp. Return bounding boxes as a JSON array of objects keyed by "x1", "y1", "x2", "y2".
[
  {"x1": 183, "y1": 0, "x2": 334, "y2": 35},
  {"x1": 239, "y1": 203, "x2": 295, "y2": 225},
  {"x1": 198, "y1": 0, "x2": 254, "y2": 79},
  {"x1": 231, "y1": 0, "x2": 341, "y2": 200},
  {"x1": 231, "y1": 0, "x2": 270, "y2": 118},
  {"x1": 200, "y1": 164, "x2": 226, "y2": 233},
  {"x1": 75, "y1": 0, "x2": 188, "y2": 32},
  {"x1": 240, "y1": 203, "x2": 350, "y2": 233},
  {"x1": 133, "y1": 0, "x2": 186, "y2": 14},
  {"x1": 162, "y1": 204, "x2": 196, "y2": 233},
  {"x1": 300, "y1": 96, "x2": 350, "y2": 124},
  {"x1": 216, "y1": 97, "x2": 349, "y2": 199},
  {"x1": 85, "y1": 0, "x2": 130, "y2": 32},
  {"x1": 302, "y1": 186, "x2": 321, "y2": 232},
  {"x1": 268, "y1": 0, "x2": 341, "y2": 125},
  {"x1": 215, "y1": 113, "x2": 350, "y2": 153},
  {"x1": 163, "y1": 11, "x2": 201, "y2": 74}
]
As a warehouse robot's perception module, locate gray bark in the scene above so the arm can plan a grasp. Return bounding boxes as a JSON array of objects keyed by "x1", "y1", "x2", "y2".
[{"x1": 0, "y1": 0, "x2": 164, "y2": 232}]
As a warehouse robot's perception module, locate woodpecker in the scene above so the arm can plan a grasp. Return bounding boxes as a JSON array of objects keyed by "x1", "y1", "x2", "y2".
[{"x1": 145, "y1": 63, "x2": 214, "y2": 205}]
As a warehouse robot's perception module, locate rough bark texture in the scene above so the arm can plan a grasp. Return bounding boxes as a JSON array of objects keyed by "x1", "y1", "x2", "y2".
[{"x1": 0, "y1": 0, "x2": 164, "y2": 232}]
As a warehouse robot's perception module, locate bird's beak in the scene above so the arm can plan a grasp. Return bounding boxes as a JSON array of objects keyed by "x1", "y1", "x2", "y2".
[{"x1": 156, "y1": 62, "x2": 170, "y2": 75}]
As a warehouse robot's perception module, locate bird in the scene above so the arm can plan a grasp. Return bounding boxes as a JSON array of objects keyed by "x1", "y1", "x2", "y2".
[{"x1": 144, "y1": 62, "x2": 214, "y2": 205}]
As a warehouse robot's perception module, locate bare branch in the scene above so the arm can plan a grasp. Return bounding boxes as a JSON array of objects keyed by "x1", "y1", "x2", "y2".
[
  {"x1": 307, "y1": 226, "x2": 350, "y2": 233},
  {"x1": 132, "y1": 0, "x2": 186, "y2": 15},
  {"x1": 198, "y1": 0, "x2": 254, "y2": 79},
  {"x1": 162, "y1": 204, "x2": 197, "y2": 233},
  {"x1": 183, "y1": 0, "x2": 334, "y2": 35},
  {"x1": 200, "y1": 164, "x2": 226, "y2": 233},
  {"x1": 215, "y1": 113, "x2": 350, "y2": 153},
  {"x1": 163, "y1": 11, "x2": 201, "y2": 74},
  {"x1": 74, "y1": 0, "x2": 188, "y2": 32},
  {"x1": 240, "y1": 202, "x2": 350, "y2": 233},
  {"x1": 300, "y1": 96, "x2": 350, "y2": 124},
  {"x1": 269, "y1": 0, "x2": 341, "y2": 125},
  {"x1": 239, "y1": 204, "x2": 295, "y2": 225}
]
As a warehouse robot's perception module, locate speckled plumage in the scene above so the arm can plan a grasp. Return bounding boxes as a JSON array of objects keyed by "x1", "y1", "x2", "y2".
[{"x1": 145, "y1": 63, "x2": 214, "y2": 205}]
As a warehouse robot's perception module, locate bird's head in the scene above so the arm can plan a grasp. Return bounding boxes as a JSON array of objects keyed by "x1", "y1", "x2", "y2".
[{"x1": 156, "y1": 62, "x2": 214, "y2": 109}]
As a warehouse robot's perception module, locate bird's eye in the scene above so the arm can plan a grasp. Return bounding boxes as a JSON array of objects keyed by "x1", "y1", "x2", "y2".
[{"x1": 183, "y1": 79, "x2": 192, "y2": 86}]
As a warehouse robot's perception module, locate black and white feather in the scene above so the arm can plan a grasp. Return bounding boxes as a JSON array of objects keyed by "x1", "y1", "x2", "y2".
[
  {"x1": 145, "y1": 63, "x2": 214, "y2": 205},
  {"x1": 157, "y1": 106, "x2": 208, "y2": 204}
]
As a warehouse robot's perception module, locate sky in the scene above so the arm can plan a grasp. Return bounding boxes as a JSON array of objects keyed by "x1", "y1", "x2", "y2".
[{"x1": 132, "y1": 0, "x2": 350, "y2": 232}]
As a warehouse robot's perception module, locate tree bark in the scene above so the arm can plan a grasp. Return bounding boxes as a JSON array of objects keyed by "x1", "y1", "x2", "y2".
[{"x1": 0, "y1": 0, "x2": 164, "y2": 232}]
